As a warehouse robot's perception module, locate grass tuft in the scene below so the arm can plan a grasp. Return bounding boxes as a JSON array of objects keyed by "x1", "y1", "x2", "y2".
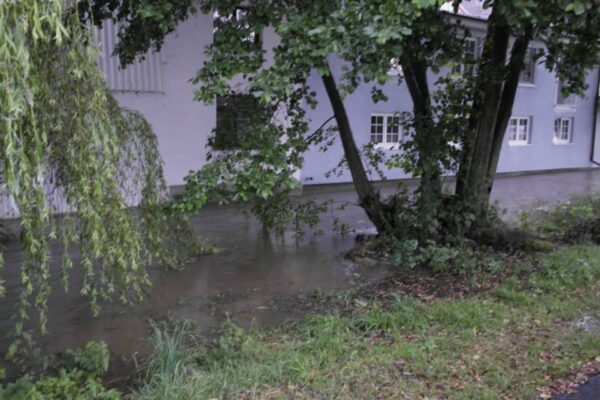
[{"x1": 133, "y1": 320, "x2": 203, "y2": 400}]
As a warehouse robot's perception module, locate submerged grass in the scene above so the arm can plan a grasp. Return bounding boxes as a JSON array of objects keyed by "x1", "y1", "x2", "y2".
[
  {"x1": 134, "y1": 320, "x2": 204, "y2": 400},
  {"x1": 132, "y1": 244, "x2": 600, "y2": 399}
]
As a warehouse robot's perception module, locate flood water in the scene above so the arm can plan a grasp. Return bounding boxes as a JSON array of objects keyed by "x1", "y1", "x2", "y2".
[{"x1": 1, "y1": 169, "x2": 600, "y2": 375}]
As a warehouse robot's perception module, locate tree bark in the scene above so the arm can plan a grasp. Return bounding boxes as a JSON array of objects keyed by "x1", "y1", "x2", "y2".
[
  {"x1": 320, "y1": 62, "x2": 392, "y2": 235},
  {"x1": 455, "y1": 5, "x2": 510, "y2": 218},
  {"x1": 456, "y1": 13, "x2": 533, "y2": 223},
  {"x1": 401, "y1": 57, "x2": 442, "y2": 238},
  {"x1": 483, "y1": 27, "x2": 533, "y2": 200}
]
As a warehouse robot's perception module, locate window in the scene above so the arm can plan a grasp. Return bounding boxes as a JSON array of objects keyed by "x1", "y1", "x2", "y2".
[
  {"x1": 556, "y1": 80, "x2": 578, "y2": 107},
  {"x1": 507, "y1": 117, "x2": 531, "y2": 146},
  {"x1": 452, "y1": 37, "x2": 480, "y2": 74},
  {"x1": 553, "y1": 117, "x2": 573, "y2": 144},
  {"x1": 386, "y1": 115, "x2": 401, "y2": 143},
  {"x1": 214, "y1": 94, "x2": 262, "y2": 149},
  {"x1": 370, "y1": 113, "x2": 402, "y2": 145},
  {"x1": 465, "y1": 38, "x2": 478, "y2": 60},
  {"x1": 519, "y1": 48, "x2": 536, "y2": 84},
  {"x1": 213, "y1": 8, "x2": 260, "y2": 46}
]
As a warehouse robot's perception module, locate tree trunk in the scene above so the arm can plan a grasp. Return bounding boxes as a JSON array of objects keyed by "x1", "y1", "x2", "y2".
[
  {"x1": 456, "y1": 5, "x2": 510, "y2": 219},
  {"x1": 320, "y1": 62, "x2": 393, "y2": 235},
  {"x1": 401, "y1": 58, "x2": 442, "y2": 238},
  {"x1": 483, "y1": 28, "x2": 532, "y2": 200},
  {"x1": 456, "y1": 24, "x2": 533, "y2": 225}
]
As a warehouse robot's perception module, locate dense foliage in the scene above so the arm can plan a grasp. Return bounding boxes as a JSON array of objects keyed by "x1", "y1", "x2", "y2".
[
  {"x1": 0, "y1": 0, "x2": 203, "y2": 357},
  {"x1": 0, "y1": 342, "x2": 121, "y2": 399}
]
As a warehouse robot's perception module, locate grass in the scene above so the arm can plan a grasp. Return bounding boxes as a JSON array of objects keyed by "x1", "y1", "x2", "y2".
[
  {"x1": 133, "y1": 320, "x2": 203, "y2": 399},
  {"x1": 131, "y1": 244, "x2": 600, "y2": 399}
]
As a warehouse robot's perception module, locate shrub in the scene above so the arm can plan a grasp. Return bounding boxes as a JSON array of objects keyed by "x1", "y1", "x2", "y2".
[
  {"x1": 0, "y1": 341, "x2": 120, "y2": 400},
  {"x1": 393, "y1": 240, "x2": 502, "y2": 275},
  {"x1": 62, "y1": 341, "x2": 110, "y2": 375},
  {"x1": 0, "y1": 370, "x2": 121, "y2": 400},
  {"x1": 519, "y1": 193, "x2": 600, "y2": 242}
]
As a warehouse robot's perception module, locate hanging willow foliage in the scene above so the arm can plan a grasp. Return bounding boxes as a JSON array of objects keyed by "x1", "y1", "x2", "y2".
[{"x1": 0, "y1": 0, "x2": 205, "y2": 357}]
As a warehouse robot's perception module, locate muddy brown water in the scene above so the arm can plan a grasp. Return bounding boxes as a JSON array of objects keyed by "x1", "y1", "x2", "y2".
[{"x1": 1, "y1": 169, "x2": 600, "y2": 379}]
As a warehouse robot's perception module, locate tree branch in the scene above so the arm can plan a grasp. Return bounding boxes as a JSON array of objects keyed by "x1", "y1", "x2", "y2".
[
  {"x1": 305, "y1": 115, "x2": 335, "y2": 144},
  {"x1": 486, "y1": 25, "x2": 533, "y2": 181},
  {"x1": 319, "y1": 62, "x2": 392, "y2": 234}
]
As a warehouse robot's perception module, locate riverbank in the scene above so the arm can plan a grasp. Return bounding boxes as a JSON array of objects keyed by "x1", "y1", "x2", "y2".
[
  {"x1": 5, "y1": 240, "x2": 600, "y2": 399},
  {"x1": 125, "y1": 243, "x2": 600, "y2": 399},
  {"x1": 127, "y1": 193, "x2": 600, "y2": 398},
  {"x1": 1, "y1": 169, "x2": 599, "y2": 373}
]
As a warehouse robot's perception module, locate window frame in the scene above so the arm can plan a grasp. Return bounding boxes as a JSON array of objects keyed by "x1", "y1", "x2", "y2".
[
  {"x1": 555, "y1": 80, "x2": 578, "y2": 109},
  {"x1": 213, "y1": 94, "x2": 263, "y2": 150},
  {"x1": 507, "y1": 116, "x2": 532, "y2": 147},
  {"x1": 370, "y1": 113, "x2": 403, "y2": 148},
  {"x1": 553, "y1": 117, "x2": 574, "y2": 145},
  {"x1": 452, "y1": 36, "x2": 481, "y2": 75},
  {"x1": 519, "y1": 48, "x2": 536, "y2": 86}
]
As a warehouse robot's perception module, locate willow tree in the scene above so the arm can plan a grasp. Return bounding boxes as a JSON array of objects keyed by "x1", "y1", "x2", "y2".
[{"x1": 0, "y1": 1, "x2": 202, "y2": 357}]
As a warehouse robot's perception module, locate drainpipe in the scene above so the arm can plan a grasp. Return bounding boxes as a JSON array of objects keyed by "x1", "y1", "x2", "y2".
[{"x1": 591, "y1": 67, "x2": 600, "y2": 166}]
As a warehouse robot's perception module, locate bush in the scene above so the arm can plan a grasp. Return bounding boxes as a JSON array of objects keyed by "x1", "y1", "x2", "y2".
[
  {"x1": 519, "y1": 193, "x2": 600, "y2": 242},
  {"x1": 0, "y1": 370, "x2": 121, "y2": 400},
  {"x1": 62, "y1": 341, "x2": 110, "y2": 375},
  {"x1": 393, "y1": 240, "x2": 502, "y2": 275},
  {"x1": 0, "y1": 341, "x2": 120, "y2": 400}
]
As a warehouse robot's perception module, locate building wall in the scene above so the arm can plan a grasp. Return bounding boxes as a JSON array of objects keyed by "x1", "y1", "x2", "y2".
[
  {"x1": 497, "y1": 57, "x2": 599, "y2": 174},
  {"x1": 301, "y1": 59, "x2": 415, "y2": 185},
  {"x1": 103, "y1": 13, "x2": 600, "y2": 188},
  {"x1": 301, "y1": 21, "x2": 600, "y2": 185},
  {"x1": 109, "y1": 13, "x2": 215, "y2": 186}
]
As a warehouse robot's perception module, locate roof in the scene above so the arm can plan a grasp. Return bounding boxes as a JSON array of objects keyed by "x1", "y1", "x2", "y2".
[{"x1": 440, "y1": 0, "x2": 492, "y2": 20}]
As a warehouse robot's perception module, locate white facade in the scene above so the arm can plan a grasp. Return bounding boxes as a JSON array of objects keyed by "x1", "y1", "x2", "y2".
[{"x1": 106, "y1": 14, "x2": 217, "y2": 186}]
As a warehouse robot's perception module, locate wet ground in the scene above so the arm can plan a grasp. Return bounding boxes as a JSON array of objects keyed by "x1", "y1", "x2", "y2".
[{"x1": 1, "y1": 169, "x2": 600, "y2": 377}]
